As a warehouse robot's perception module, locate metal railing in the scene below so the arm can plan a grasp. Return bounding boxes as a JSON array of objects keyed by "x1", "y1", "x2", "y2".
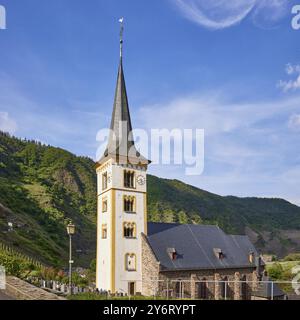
[{"x1": 147, "y1": 279, "x2": 299, "y2": 300}]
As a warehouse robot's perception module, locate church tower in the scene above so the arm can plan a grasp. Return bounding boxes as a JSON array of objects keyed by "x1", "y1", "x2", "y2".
[{"x1": 96, "y1": 19, "x2": 150, "y2": 295}]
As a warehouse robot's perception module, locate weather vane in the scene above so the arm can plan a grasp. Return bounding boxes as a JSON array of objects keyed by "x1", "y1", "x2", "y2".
[{"x1": 119, "y1": 17, "x2": 124, "y2": 58}]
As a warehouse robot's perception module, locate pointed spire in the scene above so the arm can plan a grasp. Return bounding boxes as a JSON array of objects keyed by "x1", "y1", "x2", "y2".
[{"x1": 98, "y1": 19, "x2": 150, "y2": 166}]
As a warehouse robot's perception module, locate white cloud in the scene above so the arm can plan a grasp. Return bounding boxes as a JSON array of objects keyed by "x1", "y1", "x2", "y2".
[
  {"x1": 285, "y1": 63, "x2": 300, "y2": 75},
  {"x1": 139, "y1": 94, "x2": 300, "y2": 137},
  {"x1": 252, "y1": 0, "x2": 289, "y2": 28},
  {"x1": 0, "y1": 112, "x2": 17, "y2": 134},
  {"x1": 172, "y1": 0, "x2": 289, "y2": 30},
  {"x1": 278, "y1": 63, "x2": 300, "y2": 92},
  {"x1": 139, "y1": 92, "x2": 300, "y2": 203},
  {"x1": 288, "y1": 114, "x2": 300, "y2": 131}
]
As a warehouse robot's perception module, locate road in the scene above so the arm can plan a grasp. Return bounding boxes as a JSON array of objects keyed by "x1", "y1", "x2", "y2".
[{"x1": 0, "y1": 290, "x2": 14, "y2": 300}]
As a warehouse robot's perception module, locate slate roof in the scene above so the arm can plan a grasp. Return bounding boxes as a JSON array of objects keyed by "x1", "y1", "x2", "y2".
[
  {"x1": 146, "y1": 222, "x2": 260, "y2": 271},
  {"x1": 98, "y1": 58, "x2": 149, "y2": 165}
]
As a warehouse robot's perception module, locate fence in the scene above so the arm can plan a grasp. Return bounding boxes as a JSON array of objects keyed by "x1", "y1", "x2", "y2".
[
  {"x1": 19, "y1": 277, "x2": 300, "y2": 300},
  {"x1": 148, "y1": 279, "x2": 299, "y2": 300}
]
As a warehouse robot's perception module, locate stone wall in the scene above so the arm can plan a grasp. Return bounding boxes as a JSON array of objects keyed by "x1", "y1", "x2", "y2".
[
  {"x1": 5, "y1": 276, "x2": 65, "y2": 300},
  {"x1": 157, "y1": 267, "x2": 256, "y2": 300},
  {"x1": 141, "y1": 234, "x2": 160, "y2": 296}
]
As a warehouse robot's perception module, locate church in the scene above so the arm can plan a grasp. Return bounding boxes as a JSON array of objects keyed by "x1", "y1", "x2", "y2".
[{"x1": 95, "y1": 23, "x2": 270, "y2": 300}]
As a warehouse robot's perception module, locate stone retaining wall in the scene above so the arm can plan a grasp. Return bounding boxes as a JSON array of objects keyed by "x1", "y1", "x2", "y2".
[{"x1": 5, "y1": 276, "x2": 65, "y2": 300}]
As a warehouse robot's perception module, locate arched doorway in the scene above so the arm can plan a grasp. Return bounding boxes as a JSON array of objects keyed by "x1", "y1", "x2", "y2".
[
  {"x1": 241, "y1": 275, "x2": 247, "y2": 300},
  {"x1": 175, "y1": 280, "x2": 182, "y2": 298}
]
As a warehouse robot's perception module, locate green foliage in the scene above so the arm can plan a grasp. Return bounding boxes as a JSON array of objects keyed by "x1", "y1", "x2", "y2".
[
  {"x1": 283, "y1": 253, "x2": 300, "y2": 261},
  {"x1": 0, "y1": 249, "x2": 39, "y2": 277},
  {"x1": 89, "y1": 259, "x2": 96, "y2": 272},
  {"x1": 267, "y1": 263, "x2": 284, "y2": 280},
  {"x1": 1, "y1": 131, "x2": 300, "y2": 268},
  {"x1": 266, "y1": 256, "x2": 300, "y2": 282},
  {"x1": 71, "y1": 271, "x2": 89, "y2": 287},
  {"x1": 147, "y1": 175, "x2": 300, "y2": 235},
  {"x1": 0, "y1": 132, "x2": 96, "y2": 267}
]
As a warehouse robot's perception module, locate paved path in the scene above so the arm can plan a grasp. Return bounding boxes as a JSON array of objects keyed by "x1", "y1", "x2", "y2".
[{"x1": 0, "y1": 290, "x2": 14, "y2": 300}]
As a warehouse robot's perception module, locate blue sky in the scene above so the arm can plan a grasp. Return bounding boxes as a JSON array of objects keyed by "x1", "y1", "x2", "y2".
[{"x1": 0, "y1": 0, "x2": 300, "y2": 205}]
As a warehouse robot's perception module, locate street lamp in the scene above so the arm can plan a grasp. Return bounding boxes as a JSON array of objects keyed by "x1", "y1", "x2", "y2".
[{"x1": 67, "y1": 222, "x2": 75, "y2": 295}]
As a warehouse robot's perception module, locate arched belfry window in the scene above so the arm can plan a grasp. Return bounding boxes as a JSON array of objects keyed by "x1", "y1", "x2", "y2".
[
  {"x1": 124, "y1": 170, "x2": 135, "y2": 188},
  {"x1": 125, "y1": 253, "x2": 136, "y2": 271},
  {"x1": 124, "y1": 196, "x2": 135, "y2": 213},
  {"x1": 123, "y1": 222, "x2": 136, "y2": 238}
]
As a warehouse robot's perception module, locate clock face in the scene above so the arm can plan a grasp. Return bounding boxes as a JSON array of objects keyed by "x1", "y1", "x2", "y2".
[{"x1": 136, "y1": 175, "x2": 146, "y2": 186}]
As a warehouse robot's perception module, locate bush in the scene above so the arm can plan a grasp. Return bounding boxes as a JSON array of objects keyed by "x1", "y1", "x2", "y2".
[
  {"x1": 267, "y1": 263, "x2": 283, "y2": 280},
  {"x1": 283, "y1": 253, "x2": 300, "y2": 262},
  {"x1": 0, "y1": 251, "x2": 38, "y2": 277}
]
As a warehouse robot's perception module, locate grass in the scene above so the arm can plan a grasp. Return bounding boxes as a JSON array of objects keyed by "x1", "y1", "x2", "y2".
[{"x1": 265, "y1": 259, "x2": 300, "y2": 293}]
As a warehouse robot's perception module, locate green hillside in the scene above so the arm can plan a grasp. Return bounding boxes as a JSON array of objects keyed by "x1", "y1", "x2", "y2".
[
  {"x1": 1, "y1": 131, "x2": 300, "y2": 267},
  {"x1": 147, "y1": 175, "x2": 300, "y2": 233},
  {"x1": 0, "y1": 132, "x2": 96, "y2": 267}
]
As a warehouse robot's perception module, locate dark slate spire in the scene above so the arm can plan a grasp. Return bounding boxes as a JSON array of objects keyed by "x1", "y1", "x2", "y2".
[{"x1": 99, "y1": 19, "x2": 149, "y2": 166}]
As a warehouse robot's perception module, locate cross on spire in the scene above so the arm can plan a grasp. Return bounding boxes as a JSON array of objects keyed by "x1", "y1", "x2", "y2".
[{"x1": 119, "y1": 17, "x2": 124, "y2": 58}]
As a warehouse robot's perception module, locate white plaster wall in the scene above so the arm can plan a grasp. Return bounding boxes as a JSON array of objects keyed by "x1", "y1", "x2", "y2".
[
  {"x1": 96, "y1": 161, "x2": 147, "y2": 294},
  {"x1": 114, "y1": 190, "x2": 145, "y2": 293}
]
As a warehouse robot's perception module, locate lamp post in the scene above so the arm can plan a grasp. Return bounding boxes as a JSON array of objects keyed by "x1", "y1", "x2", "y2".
[{"x1": 67, "y1": 222, "x2": 75, "y2": 295}]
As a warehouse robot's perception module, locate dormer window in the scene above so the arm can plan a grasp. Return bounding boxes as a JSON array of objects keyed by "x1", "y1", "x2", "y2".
[
  {"x1": 167, "y1": 248, "x2": 177, "y2": 260},
  {"x1": 249, "y1": 251, "x2": 255, "y2": 263},
  {"x1": 214, "y1": 248, "x2": 224, "y2": 260}
]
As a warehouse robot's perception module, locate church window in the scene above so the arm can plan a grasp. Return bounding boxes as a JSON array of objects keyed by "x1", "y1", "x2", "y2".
[
  {"x1": 123, "y1": 222, "x2": 136, "y2": 238},
  {"x1": 102, "y1": 172, "x2": 108, "y2": 190},
  {"x1": 101, "y1": 224, "x2": 107, "y2": 239},
  {"x1": 124, "y1": 196, "x2": 135, "y2": 212},
  {"x1": 241, "y1": 275, "x2": 247, "y2": 300},
  {"x1": 102, "y1": 199, "x2": 108, "y2": 212},
  {"x1": 198, "y1": 278, "x2": 208, "y2": 299},
  {"x1": 124, "y1": 170, "x2": 135, "y2": 188},
  {"x1": 125, "y1": 253, "x2": 136, "y2": 271}
]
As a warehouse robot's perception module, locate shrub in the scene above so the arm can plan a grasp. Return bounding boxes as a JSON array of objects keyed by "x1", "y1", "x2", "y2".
[{"x1": 267, "y1": 263, "x2": 283, "y2": 280}]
